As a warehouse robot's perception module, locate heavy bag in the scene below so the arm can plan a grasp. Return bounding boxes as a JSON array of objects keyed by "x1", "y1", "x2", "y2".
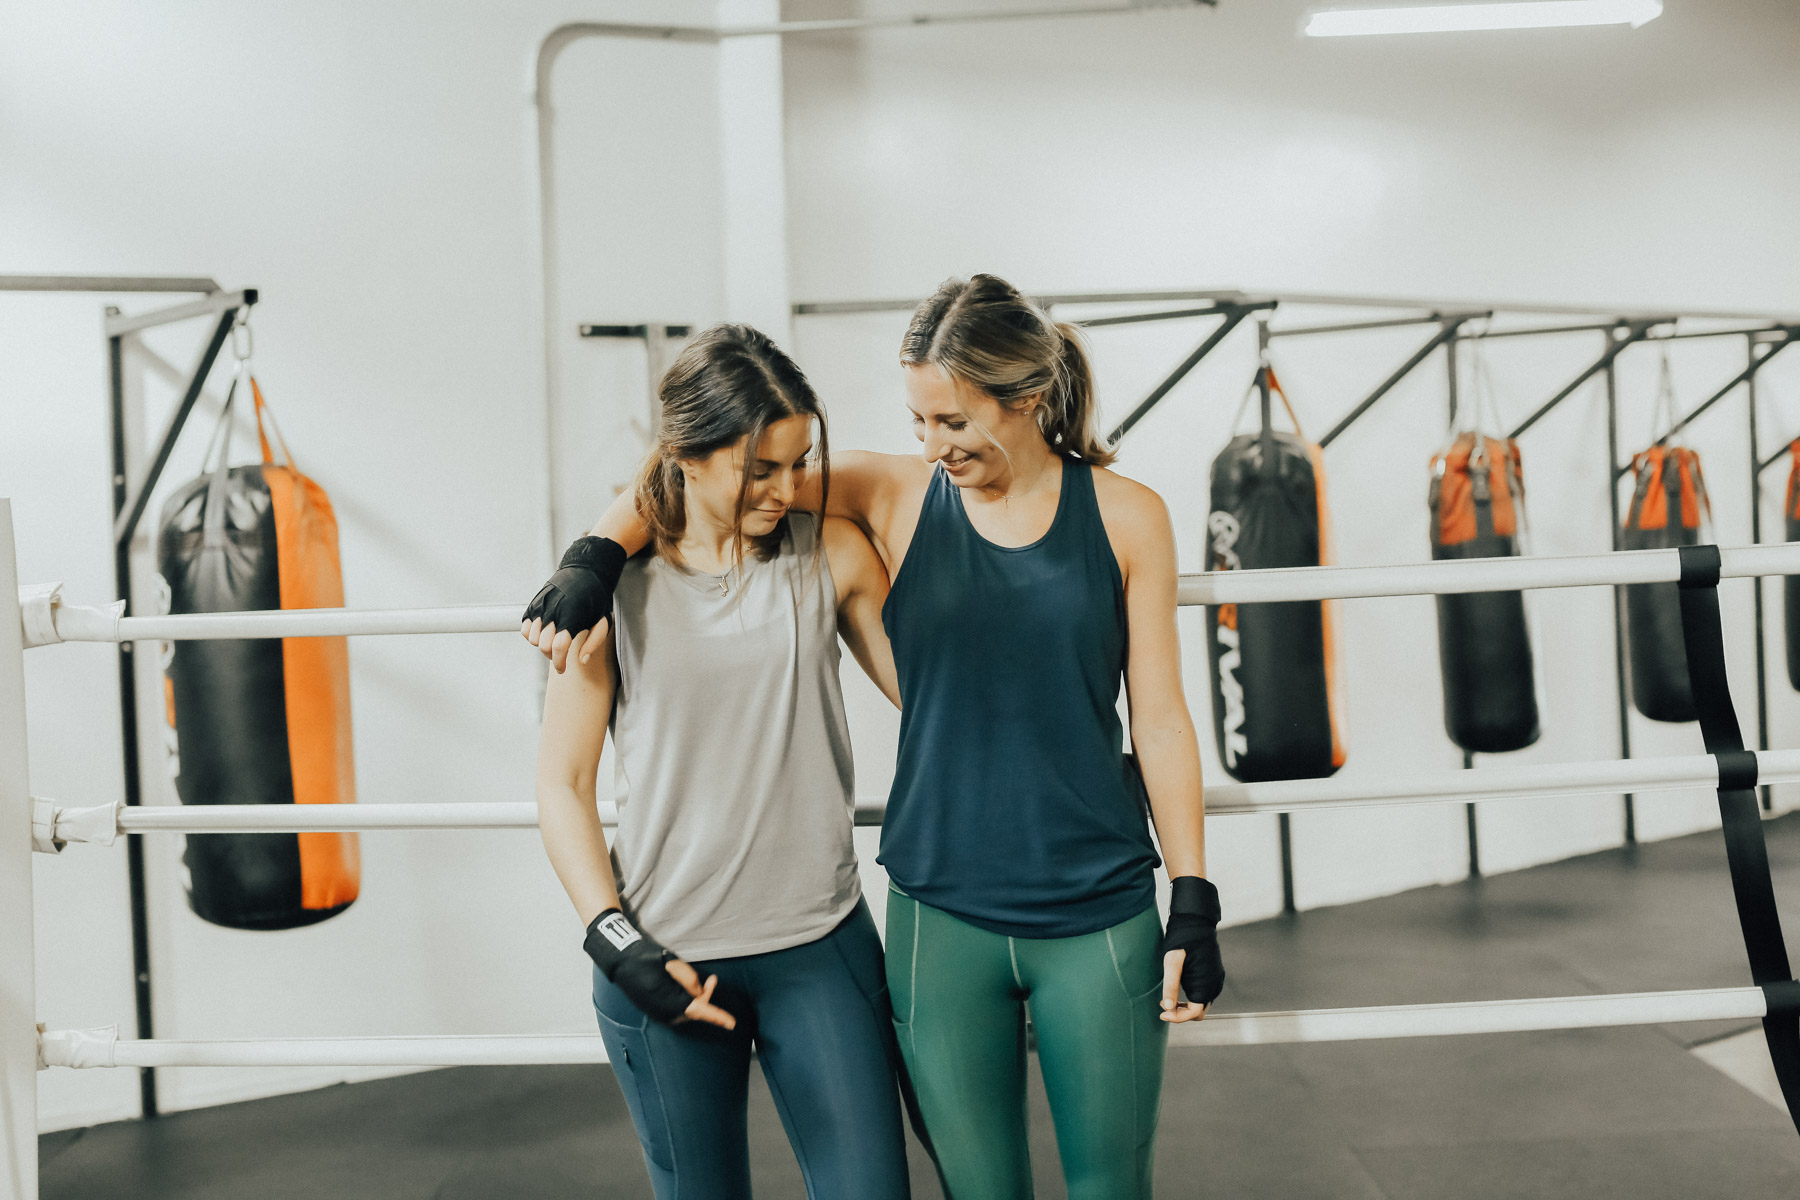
[
  {"x1": 1204, "y1": 367, "x2": 1346, "y2": 782},
  {"x1": 157, "y1": 375, "x2": 359, "y2": 930},
  {"x1": 1429, "y1": 432, "x2": 1540, "y2": 753},
  {"x1": 1785, "y1": 439, "x2": 1800, "y2": 692},
  {"x1": 1622, "y1": 444, "x2": 1711, "y2": 721}
]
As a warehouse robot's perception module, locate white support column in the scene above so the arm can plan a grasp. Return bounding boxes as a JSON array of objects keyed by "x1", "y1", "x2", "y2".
[
  {"x1": 717, "y1": 0, "x2": 792, "y2": 344},
  {"x1": 0, "y1": 502, "x2": 40, "y2": 1200}
]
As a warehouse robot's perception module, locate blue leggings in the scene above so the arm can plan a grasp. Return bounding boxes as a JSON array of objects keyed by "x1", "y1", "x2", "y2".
[{"x1": 592, "y1": 899, "x2": 911, "y2": 1200}]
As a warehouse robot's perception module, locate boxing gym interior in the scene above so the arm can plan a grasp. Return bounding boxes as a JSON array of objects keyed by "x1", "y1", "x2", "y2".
[{"x1": 6, "y1": 2, "x2": 1800, "y2": 1197}]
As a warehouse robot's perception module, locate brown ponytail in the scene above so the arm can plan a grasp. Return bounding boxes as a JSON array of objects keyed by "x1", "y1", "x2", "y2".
[
  {"x1": 899, "y1": 274, "x2": 1116, "y2": 467},
  {"x1": 633, "y1": 453, "x2": 689, "y2": 557}
]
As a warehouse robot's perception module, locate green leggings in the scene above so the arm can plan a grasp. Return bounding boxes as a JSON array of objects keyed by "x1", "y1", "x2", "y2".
[{"x1": 886, "y1": 889, "x2": 1168, "y2": 1200}]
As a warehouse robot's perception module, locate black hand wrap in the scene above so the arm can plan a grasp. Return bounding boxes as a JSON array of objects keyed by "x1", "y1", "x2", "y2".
[
  {"x1": 583, "y1": 908, "x2": 694, "y2": 1025},
  {"x1": 1159, "y1": 876, "x2": 1226, "y2": 1006},
  {"x1": 523, "y1": 536, "x2": 629, "y2": 638}
]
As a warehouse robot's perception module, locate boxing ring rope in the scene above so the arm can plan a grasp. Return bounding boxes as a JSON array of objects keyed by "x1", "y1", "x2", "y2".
[
  {"x1": 34, "y1": 986, "x2": 1784, "y2": 1068},
  {"x1": 25, "y1": 748, "x2": 1800, "y2": 848},
  {"x1": 8, "y1": 513, "x2": 1800, "y2": 1200},
  {"x1": 17, "y1": 542, "x2": 1800, "y2": 649}
]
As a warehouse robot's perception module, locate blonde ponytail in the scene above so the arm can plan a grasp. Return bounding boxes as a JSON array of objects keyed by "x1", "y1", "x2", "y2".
[{"x1": 1045, "y1": 322, "x2": 1114, "y2": 466}]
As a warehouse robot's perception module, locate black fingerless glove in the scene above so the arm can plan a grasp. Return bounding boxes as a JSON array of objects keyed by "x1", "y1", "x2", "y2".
[
  {"x1": 583, "y1": 908, "x2": 695, "y2": 1025},
  {"x1": 523, "y1": 536, "x2": 629, "y2": 636},
  {"x1": 1159, "y1": 876, "x2": 1226, "y2": 1006}
]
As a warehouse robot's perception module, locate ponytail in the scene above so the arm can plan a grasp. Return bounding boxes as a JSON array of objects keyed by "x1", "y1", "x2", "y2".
[
  {"x1": 1045, "y1": 322, "x2": 1114, "y2": 466},
  {"x1": 634, "y1": 452, "x2": 687, "y2": 553},
  {"x1": 900, "y1": 274, "x2": 1116, "y2": 467}
]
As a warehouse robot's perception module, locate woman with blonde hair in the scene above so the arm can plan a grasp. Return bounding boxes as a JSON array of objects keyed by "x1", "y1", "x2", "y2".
[{"x1": 528, "y1": 277, "x2": 1223, "y2": 1199}]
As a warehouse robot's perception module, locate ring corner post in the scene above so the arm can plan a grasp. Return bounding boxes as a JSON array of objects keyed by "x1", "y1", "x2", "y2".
[{"x1": 1, "y1": 501, "x2": 43, "y2": 1200}]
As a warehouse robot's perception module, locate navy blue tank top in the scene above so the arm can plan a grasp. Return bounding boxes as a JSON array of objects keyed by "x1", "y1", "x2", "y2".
[{"x1": 879, "y1": 458, "x2": 1159, "y2": 938}]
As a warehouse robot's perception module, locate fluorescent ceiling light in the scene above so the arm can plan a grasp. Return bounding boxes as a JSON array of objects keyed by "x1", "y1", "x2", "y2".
[{"x1": 1304, "y1": 0, "x2": 1662, "y2": 37}]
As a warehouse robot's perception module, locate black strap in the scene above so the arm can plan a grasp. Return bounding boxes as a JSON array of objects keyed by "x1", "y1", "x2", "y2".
[{"x1": 1675, "y1": 544, "x2": 1800, "y2": 1130}]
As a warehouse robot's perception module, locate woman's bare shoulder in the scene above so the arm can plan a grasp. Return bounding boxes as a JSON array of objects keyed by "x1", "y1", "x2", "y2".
[
  {"x1": 1090, "y1": 464, "x2": 1170, "y2": 525},
  {"x1": 1089, "y1": 464, "x2": 1175, "y2": 572}
]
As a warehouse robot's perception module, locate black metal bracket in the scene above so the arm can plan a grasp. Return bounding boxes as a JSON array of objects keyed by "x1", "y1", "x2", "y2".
[
  {"x1": 1751, "y1": 334, "x2": 1800, "y2": 475},
  {"x1": 1316, "y1": 314, "x2": 1483, "y2": 449},
  {"x1": 1614, "y1": 331, "x2": 1796, "y2": 480},
  {"x1": 1103, "y1": 300, "x2": 1277, "y2": 445},
  {"x1": 1509, "y1": 319, "x2": 1665, "y2": 440},
  {"x1": 112, "y1": 304, "x2": 251, "y2": 547},
  {"x1": 579, "y1": 323, "x2": 692, "y2": 338},
  {"x1": 104, "y1": 286, "x2": 256, "y2": 1120}
]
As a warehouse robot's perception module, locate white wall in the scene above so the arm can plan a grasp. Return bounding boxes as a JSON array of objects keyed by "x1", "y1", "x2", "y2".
[
  {"x1": 782, "y1": 0, "x2": 1800, "y2": 923},
  {"x1": 0, "y1": 0, "x2": 802, "y2": 1133}
]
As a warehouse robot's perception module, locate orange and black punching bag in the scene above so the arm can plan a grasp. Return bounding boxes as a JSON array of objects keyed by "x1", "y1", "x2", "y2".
[
  {"x1": 1785, "y1": 440, "x2": 1800, "y2": 691},
  {"x1": 1429, "y1": 432, "x2": 1540, "y2": 754},
  {"x1": 1621, "y1": 444, "x2": 1711, "y2": 721},
  {"x1": 156, "y1": 376, "x2": 359, "y2": 930},
  {"x1": 1204, "y1": 367, "x2": 1347, "y2": 782}
]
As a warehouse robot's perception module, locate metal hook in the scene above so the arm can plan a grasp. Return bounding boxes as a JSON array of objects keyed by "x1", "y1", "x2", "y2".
[{"x1": 231, "y1": 308, "x2": 254, "y2": 362}]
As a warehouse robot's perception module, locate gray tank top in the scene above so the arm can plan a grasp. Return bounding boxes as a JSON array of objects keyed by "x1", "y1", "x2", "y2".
[{"x1": 607, "y1": 514, "x2": 860, "y2": 960}]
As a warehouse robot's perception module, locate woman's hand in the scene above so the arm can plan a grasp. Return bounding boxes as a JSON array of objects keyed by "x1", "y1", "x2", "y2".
[
  {"x1": 1157, "y1": 876, "x2": 1225, "y2": 1024},
  {"x1": 522, "y1": 615, "x2": 609, "y2": 674},
  {"x1": 585, "y1": 907, "x2": 740, "y2": 1031},
  {"x1": 521, "y1": 535, "x2": 628, "y2": 673},
  {"x1": 664, "y1": 958, "x2": 739, "y2": 1031},
  {"x1": 1159, "y1": 950, "x2": 1208, "y2": 1024}
]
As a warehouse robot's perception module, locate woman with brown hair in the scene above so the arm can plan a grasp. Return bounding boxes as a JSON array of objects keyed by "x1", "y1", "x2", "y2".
[
  {"x1": 527, "y1": 276, "x2": 1222, "y2": 1199},
  {"x1": 532, "y1": 324, "x2": 911, "y2": 1199}
]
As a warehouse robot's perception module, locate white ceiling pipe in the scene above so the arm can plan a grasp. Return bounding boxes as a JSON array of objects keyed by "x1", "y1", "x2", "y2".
[{"x1": 37, "y1": 986, "x2": 1767, "y2": 1068}]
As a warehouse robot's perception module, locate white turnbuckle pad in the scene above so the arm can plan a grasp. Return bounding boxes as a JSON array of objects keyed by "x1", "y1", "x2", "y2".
[{"x1": 37, "y1": 1026, "x2": 120, "y2": 1070}]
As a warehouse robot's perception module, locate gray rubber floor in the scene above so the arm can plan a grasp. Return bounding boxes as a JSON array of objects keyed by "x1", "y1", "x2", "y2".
[{"x1": 39, "y1": 814, "x2": 1800, "y2": 1199}]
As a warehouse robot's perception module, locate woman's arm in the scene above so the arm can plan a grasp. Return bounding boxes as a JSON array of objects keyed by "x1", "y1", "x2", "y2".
[
  {"x1": 1100, "y1": 472, "x2": 1216, "y2": 1024},
  {"x1": 1105, "y1": 479, "x2": 1206, "y2": 878},
  {"x1": 535, "y1": 626, "x2": 626, "y2": 922},
  {"x1": 531, "y1": 450, "x2": 924, "y2": 672},
  {"x1": 586, "y1": 450, "x2": 906, "y2": 550},
  {"x1": 822, "y1": 516, "x2": 901, "y2": 708},
  {"x1": 535, "y1": 627, "x2": 735, "y2": 1028}
]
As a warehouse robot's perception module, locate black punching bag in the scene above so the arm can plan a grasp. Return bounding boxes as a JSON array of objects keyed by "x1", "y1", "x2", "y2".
[
  {"x1": 157, "y1": 376, "x2": 359, "y2": 931},
  {"x1": 1621, "y1": 444, "x2": 1710, "y2": 721},
  {"x1": 1205, "y1": 367, "x2": 1346, "y2": 782},
  {"x1": 1429, "y1": 432, "x2": 1540, "y2": 754}
]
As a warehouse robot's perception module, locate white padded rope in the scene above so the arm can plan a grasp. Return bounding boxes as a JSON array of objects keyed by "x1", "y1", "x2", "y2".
[
  {"x1": 32, "y1": 750, "x2": 1800, "y2": 846},
  {"x1": 21, "y1": 542, "x2": 1800, "y2": 645},
  {"x1": 1165, "y1": 986, "x2": 1770, "y2": 1048},
  {"x1": 1177, "y1": 542, "x2": 1800, "y2": 606},
  {"x1": 35, "y1": 987, "x2": 1769, "y2": 1067}
]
